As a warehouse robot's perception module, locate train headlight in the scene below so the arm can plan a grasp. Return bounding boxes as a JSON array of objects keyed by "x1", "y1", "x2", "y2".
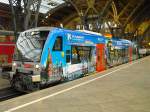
[
  {"x1": 12, "y1": 62, "x2": 17, "y2": 67},
  {"x1": 35, "y1": 64, "x2": 40, "y2": 70}
]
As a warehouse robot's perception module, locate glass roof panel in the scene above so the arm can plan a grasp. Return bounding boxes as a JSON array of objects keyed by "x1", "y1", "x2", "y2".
[
  {"x1": 40, "y1": 0, "x2": 65, "y2": 14},
  {"x1": 0, "y1": 0, "x2": 9, "y2": 4},
  {"x1": 0, "y1": 0, "x2": 65, "y2": 14}
]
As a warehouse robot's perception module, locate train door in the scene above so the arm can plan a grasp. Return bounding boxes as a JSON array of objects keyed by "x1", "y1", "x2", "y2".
[
  {"x1": 96, "y1": 44, "x2": 106, "y2": 72},
  {"x1": 47, "y1": 36, "x2": 64, "y2": 82},
  {"x1": 129, "y1": 46, "x2": 132, "y2": 62}
]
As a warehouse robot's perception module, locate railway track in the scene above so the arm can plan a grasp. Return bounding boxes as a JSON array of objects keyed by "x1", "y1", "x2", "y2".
[{"x1": 0, "y1": 87, "x2": 25, "y2": 102}]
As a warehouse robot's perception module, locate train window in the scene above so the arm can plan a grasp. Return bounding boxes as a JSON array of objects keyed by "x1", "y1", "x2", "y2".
[
  {"x1": 39, "y1": 31, "x2": 49, "y2": 49},
  {"x1": 66, "y1": 50, "x2": 71, "y2": 63},
  {"x1": 0, "y1": 35, "x2": 14, "y2": 42},
  {"x1": 40, "y1": 31, "x2": 49, "y2": 39},
  {"x1": 66, "y1": 55, "x2": 70, "y2": 63},
  {"x1": 66, "y1": 50, "x2": 70, "y2": 54},
  {"x1": 53, "y1": 36, "x2": 62, "y2": 51},
  {"x1": 71, "y1": 46, "x2": 92, "y2": 64},
  {"x1": 71, "y1": 46, "x2": 81, "y2": 64}
]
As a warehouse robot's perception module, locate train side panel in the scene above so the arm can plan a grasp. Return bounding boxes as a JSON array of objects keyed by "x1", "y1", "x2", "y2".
[{"x1": 0, "y1": 34, "x2": 15, "y2": 72}]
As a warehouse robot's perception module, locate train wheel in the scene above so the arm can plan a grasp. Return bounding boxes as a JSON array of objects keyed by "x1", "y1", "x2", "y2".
[{"x1": 10, "y1": 76, "x2": 22, "y2": 91}]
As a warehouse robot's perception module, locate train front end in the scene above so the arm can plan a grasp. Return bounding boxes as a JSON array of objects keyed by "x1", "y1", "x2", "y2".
[{"x1": 10, "y1": 28, "x2": 50, "y2": 92}]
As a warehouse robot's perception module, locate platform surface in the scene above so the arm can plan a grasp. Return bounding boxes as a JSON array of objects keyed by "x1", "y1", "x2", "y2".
[
  {"x1": 0, "y1": 56, "x2": 150, "y2": 112},
  {"x1": 0, "y1": 75, "x2": 10, "y2": 89}
]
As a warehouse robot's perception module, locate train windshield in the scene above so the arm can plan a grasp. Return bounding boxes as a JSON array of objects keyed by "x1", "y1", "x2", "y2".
[{"x1": 14, "y1": 31, "x2": 49, "y2": 62}]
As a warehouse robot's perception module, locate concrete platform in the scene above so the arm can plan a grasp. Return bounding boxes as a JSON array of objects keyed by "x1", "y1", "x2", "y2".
[
  {"x1": 0, "y1": 56, "x2": 150, "y2": 112},
  {"x1": 0, "y1": 75, "x2": 10, "y2": 89}
]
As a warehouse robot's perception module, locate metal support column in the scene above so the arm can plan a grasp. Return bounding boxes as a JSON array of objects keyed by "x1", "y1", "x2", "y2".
[
  {"x1": 9, "y1": 0, "x2": 22, "y2": 40},
  {"x1": 23, "y1": 0, "x2": 42, "y2": 30},
  {"x1": 9, "y1": 0, "x2": 41, "y2": 34}
]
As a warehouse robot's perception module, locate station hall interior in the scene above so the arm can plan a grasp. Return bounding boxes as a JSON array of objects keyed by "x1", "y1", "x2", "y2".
[{"x1": 0, "y1": 0, "x2": 150, "y2": 112}]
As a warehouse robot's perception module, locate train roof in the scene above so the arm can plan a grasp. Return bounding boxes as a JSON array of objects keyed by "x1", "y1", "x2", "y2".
[
  {"x1": 77, "y1": 30, "x2": 102, "y2": 36},
  {"x1": 23, "y1": 27, "x2": 55, "y2": 33},
  {"x1": 22, "y1": 27, "x2": 103, "y2": 37}
]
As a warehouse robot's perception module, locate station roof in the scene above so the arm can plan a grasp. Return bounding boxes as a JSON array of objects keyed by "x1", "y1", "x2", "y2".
[
  {"x1": 40, "y1": 0, "x2": 150, "y2": 26},
  {"x1": 0, "y1": 0, "x2": 149, "y2": 47},
  {"x1": 0, "y1": 0, "x2": 149, "y2": 30}
]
